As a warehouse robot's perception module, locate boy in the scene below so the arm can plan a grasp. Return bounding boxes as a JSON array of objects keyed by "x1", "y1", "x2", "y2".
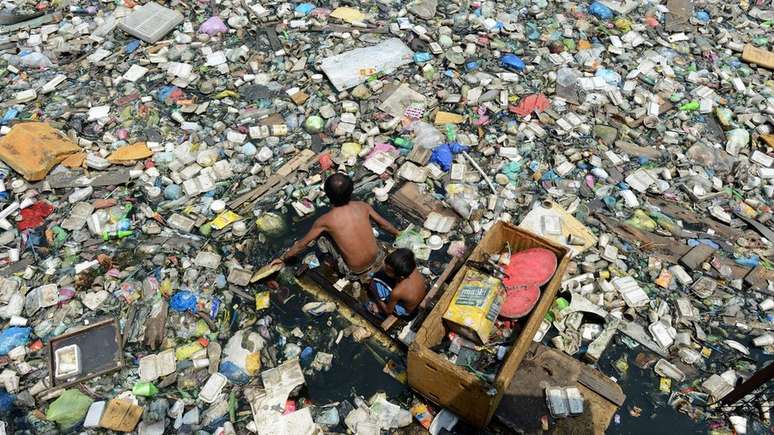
[
  {"x1": 369, "y1": 248, "x2": 426, "y2": 318},
  {"x1": 271, "y1": 173, "x2": 399, "y2": 281}
]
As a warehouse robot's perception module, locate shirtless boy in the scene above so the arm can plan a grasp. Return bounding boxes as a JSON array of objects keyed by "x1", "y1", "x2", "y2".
[{"x1": 271, "y1": 173, "x2": 399, "y2": 280}]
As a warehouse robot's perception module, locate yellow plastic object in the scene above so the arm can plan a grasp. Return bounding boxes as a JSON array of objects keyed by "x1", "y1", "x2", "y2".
[{"x1": 442, "y1": 269, "x2": 504, "y2": 344}]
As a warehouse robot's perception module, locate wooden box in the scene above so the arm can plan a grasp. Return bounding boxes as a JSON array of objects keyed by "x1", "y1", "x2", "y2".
[{"x1": 407, "y1": 221, "x2": 571, "y2": 427}]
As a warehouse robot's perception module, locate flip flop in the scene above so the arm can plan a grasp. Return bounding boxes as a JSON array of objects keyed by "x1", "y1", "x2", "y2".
[
  {"x1": 500, "y1": 248, "x2": 558, "y2": 319},
  {"x1": 502, "y1": 247, "x2": 557, "y2": 288},
  {"x1": 500, "y1": 283, "x2": 541, "y2": 319}
]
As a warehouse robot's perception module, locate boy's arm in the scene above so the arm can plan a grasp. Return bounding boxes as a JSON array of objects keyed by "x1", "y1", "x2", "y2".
[
  {"x1": 368, "y1": 281, "x2": 399, "y2": 315},
  {"x1": 367, "y1": 204, "x2": 400, "y2": 236},
  {"x1": 271, "y1": 217, "x2": 325, "y2": 266}
]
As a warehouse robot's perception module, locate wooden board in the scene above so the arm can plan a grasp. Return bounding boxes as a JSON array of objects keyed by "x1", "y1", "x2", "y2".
[
  {"x1": 228, "y1": 149, "x2": 317, "y2": 210},
  {"x1": 389, "y1": 182, "x2": 456, "y2": 222},
  {"x1": 496, "y1": 343, "x2": 624, "y2": 435}
]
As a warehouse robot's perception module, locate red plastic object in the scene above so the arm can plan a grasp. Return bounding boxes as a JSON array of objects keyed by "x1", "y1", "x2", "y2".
[
  {"x1": 500, "y1": 284, "x2": 541, "y2": 319},
  {"x1": 18, "y1": 201, "x2": 54, "y2": 231},
  {"x1": 502, "y1": 247, "x2": 557, "y2": 288},
  {"x1": 500, "y1": 248, "x2": 557, "y2": 319}
]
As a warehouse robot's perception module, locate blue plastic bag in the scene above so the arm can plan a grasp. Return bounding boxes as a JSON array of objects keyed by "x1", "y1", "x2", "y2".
[
  {"x1": 500, "y1": 53, "x2": 525, "y2": 71},
  {"x1": 219, "y1": 361, "x2": 250, "y2": 384},
  {"x1": 589, "y1": 1, "x2": 613, "y2": 20},
  {"x1": 169, "y1": 290, "x2": 198, "y2": 314},
  {"x1": 0, "y1": 390, "x2": 14, "y2": 415},
  {"x1": 430, "y1": 143, "x2": 469, "y2": 172},
  {"x1": 0, "y1": 327, "x2": 31, "y2": 356}
]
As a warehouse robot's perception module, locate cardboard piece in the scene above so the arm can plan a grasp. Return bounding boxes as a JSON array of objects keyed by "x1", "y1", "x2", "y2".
[
  {"x1": 107, "y1": 143, "x2": 153, "y2": 163},
  {"x1": 99, "y1": 399, "x2": 143, "y2": 432},
  {"x1": 329, "y1": 7, "x2": 366, "y2": 24},
  {"x1": 519, "y1": 201, "x2": 597, "y2": 257},
  {"x1": 0, "y1": 122, "x2": 81, "y2": 181},
  {"x1": 434, "y1": 111, "x2": 465, "y2": 125},
  {"x1": 742, "y1": 44, "x2": 774, "y2": 70}
]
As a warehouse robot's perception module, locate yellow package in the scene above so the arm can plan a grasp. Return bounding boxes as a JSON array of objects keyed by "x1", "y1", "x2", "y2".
[
  {"x1": 255, "y1": 291, "x2": 270, "y2": 310},
  {"x1": 443, "y1": 269, "x2": 504, "y2": 344},
  {"x1": 210, "y1": 210, "x2": 241, "y2": 230}
]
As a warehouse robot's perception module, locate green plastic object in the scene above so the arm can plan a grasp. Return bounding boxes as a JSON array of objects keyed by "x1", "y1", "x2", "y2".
[
  {"x1": 304, "y1": 115, "x2": 324, "y2": 133},
  {"x1": 133, "y1": 381, "x2": 159, "y2": 397},
  {"x1": 46, "y1": 389, "x2": 93, "y2": 429},
  {"x1": 679, "y1": 101, "x2": 700, "y2": 111}
]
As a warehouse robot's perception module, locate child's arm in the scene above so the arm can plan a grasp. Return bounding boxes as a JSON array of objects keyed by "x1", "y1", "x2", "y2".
[{"x1": 367, "y1": 204, "x2": 400, "y2": 236}]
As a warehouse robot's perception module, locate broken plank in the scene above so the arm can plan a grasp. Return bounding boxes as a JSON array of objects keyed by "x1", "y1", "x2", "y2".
[
  {"x1": 578, "y1": 367, "x2": 626, "y2": 407},
  {"x1": 680, "y1": 243, "x2": 716, "y2": 271},
  {"x1": 228, "y1": 149, "x2": 316, "y2": 210}
]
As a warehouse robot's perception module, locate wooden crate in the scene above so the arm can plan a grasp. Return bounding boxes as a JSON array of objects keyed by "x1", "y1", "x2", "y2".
[{"x1": 407, "y1": 221, "x2": 571, "y2": 428}]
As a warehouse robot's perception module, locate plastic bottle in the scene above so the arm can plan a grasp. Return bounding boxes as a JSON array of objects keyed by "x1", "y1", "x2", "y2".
[{"x1": 411, "y1": 121, "x2": 444, "y2": 149}]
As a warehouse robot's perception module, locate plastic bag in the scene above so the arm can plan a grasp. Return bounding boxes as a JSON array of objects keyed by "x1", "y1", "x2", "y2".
[
  {"x1": 500, "y1": 53, "x2": 525, "y2": 71},
  {"x1": 46, "y1": 389, "x2": 93, "y2": 429},
  {"x1": 199, "y1": 16, "x2": 228, "y2": 35},
  {"x1": 589, "y1": 1, "x2": 613, "y2": 19},
  {"x1": 169, "y1": 290, "x2": 198, "y2": 313},
  {"x1": 255, "y1": 212, "x2": 286, "y2": 236},
  {"x1": 430, "y1": 142, "x2": 470, "y2": 172},
  {"x1": 411, "y1": 121, "x2": 445, "y2": 149},
  {"x1": 394, "y1": 229, "x2": 423, "y2": 251},
  {"x1": 0, "y1": 327, "x2": 30, "y2": 355}
]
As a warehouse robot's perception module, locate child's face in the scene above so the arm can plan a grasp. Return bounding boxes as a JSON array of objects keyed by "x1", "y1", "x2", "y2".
[{"x1": 384, "y1": 264, "x2": 397, "y2": 279}]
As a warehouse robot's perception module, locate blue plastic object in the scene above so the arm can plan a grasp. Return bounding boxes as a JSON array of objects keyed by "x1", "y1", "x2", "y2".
[
  {"x1": 219, "y1": 361, "x2": 250, "y2": 384},
  {"x1": 694, "y1": 11, "x2": 710, "y2": 22},
  {"x1": 125, "y1": 39, "x2": 141, "y2": 54},
  {"x1": 0, "y1": 327, "x2": 31, "y2": 356},
  {"x1": 0, "y1": 390, "x2": 13, "y2": 415},
  {"x1": 294, "y1": 3, "x2": 315, "y2": 15},
  {"x1": 300, "y1": 346, "x2": 315, "y2": 366},
  {"x1": 588, "y1": 1, "x2": 613, "y2": 20},
  {"x1": 169, "y1": 290, "x2": 198, "y2": 314},
  {"x1": 500, "y1": 53, "x2": 525, "y2": 71},
  {"x1": 430, "y1": 143, "x2": 470, "y2": 172},
  {"x1": 413, "y1": 52, "x2": 432, "y2": 63}
]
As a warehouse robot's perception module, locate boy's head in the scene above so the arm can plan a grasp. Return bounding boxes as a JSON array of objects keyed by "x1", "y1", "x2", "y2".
[
  {"x1": 385, "y1": 248, "x2": 416, "y2": 281},
  {"x1": 324, "y1": 173, "x2": 353, "y2": 207}
]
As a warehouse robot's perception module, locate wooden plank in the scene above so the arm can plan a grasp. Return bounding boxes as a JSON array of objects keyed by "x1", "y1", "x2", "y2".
[
  {"x1": 646, "y1": 196, "x2": 742, "y2": 240},
  {"x1": 578, "y1": 367, "x2": 626, "y2": 407},
  {"x1": 228, "y1": 149, "x2": 316, "y2": 210},
  {"x1": 497, "y1": 343, "x2": 623, "y2": 434}
]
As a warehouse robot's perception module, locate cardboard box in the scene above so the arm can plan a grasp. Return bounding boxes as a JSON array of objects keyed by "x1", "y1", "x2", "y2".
[{"x1": 407, "y1": 221, "x2": 570, "y2": 428}]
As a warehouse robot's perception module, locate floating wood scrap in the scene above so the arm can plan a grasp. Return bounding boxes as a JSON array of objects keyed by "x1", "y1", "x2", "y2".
[
  {"x1": 390, "y1": 182, "x2": 456, "y2": 222},
  {"x1": 228, "y1": 149, "x2": 317, "y2": 211}
]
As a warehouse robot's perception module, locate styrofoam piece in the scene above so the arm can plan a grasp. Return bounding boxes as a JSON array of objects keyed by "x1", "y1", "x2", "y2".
[
  {"x1": 119, "y1": 2, "x2": 184, "y2": 43},
  {"x1": 84, "y1": 401, "x2": 106, "y2": 428},
  {"x1": 320, "y1": 38, "x2": 414, "y2": 91},
  {"x1": 54, "y1": 344, "x2": 81, "y2": 379},
  {"x1": 612, "y1": 276, "x2": 649, "y2": 308},
  {"x1": 199, "y1": 372, "x2": 228, "y2": 403}
]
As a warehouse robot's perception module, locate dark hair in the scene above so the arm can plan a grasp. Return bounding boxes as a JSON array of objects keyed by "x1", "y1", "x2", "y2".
[
  {"x1": 324, "y1": 173, "x2": 353, "y2": 206},
  {"x1": 386, "y1": 248, "x2": 415, "y2": 280}
]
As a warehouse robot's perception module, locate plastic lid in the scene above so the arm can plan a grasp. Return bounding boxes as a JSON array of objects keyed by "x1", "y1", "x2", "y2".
[{"x1": 210, "y1": 199, "x2": 226, "y2": 213}]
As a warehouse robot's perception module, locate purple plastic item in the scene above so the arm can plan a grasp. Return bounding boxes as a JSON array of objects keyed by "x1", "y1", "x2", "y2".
[{"x1": 199, "y1": 16, "x2": 228, "y2": 35}]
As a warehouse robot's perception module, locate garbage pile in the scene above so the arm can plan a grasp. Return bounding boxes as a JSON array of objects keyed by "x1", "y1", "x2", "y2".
[{"x1": 0, "y1": 0, "x2": 773, "y2": 432}]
